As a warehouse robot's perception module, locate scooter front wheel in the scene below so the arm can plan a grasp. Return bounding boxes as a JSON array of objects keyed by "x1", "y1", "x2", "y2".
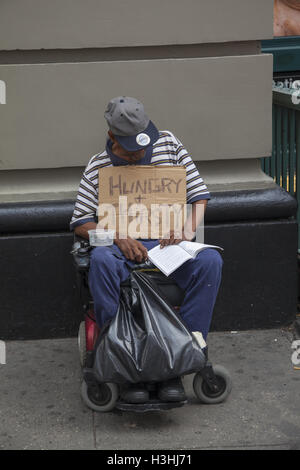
[
  {"x1": 81, "y1": 380, "x2": 119, "y2": 412},
  {"x1": 193, "y1": 364, "x2": 232, "y2": 404}
]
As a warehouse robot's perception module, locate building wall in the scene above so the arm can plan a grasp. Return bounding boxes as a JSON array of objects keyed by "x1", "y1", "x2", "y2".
[
  {"x1": 0, "y1": 1, "x2": 273, "y2": 49},
  {"x1": 2, "y1": 1, "x2": 298, "y2": 341},
  {"x1": 0, "y1": 0, "x2": 274, "y2": 201}
]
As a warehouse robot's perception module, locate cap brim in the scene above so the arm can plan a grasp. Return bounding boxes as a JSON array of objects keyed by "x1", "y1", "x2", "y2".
[{"x1": 114, "y1": 120, "x2": 159, "y2": 152}]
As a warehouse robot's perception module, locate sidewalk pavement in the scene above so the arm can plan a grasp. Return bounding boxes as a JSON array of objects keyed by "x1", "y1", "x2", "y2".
[{"x1": 0, "y1": 327, "x2": 300, "y2": 450}]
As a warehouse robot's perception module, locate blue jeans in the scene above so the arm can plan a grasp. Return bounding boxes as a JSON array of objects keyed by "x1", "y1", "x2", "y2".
[{"x1": 88, "y1": 239, "x2": 223, "y2": 340}]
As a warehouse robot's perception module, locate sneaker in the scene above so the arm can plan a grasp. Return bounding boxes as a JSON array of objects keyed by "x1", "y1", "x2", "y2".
[
  {"x1": 120, "y1": 383, "x2": 149, "y2": 404},
  {"x1": 157, "y1": 377, "x2": 187, "y2": 402}
]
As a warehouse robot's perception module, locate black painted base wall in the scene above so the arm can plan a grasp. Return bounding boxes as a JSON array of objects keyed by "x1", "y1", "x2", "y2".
[
  {"x1": 0, "y1": 217, "x2": 297, "y2": 340},
  {"x1": 1, "y1": 232, "x2": 82, "y2": 340},
  {"x1": 206, "y1": 218, "x2": 298, "y2": 331}
]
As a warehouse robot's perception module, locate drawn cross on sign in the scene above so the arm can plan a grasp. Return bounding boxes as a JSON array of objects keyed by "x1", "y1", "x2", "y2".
[{"x1": 135, "y1": 195, "x2": 146, "y2": 203}]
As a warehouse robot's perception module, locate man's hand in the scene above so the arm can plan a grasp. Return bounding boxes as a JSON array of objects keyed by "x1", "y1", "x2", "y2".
[
  {"x1": 115, "y1": 234, "x2": 148, "y2": 263},
  {"x1": 159, "y1": 200, "x2": 208, "y2": 248},
  {"x1": 159, "y1": 229, "x2": 193, "y2": 248}
]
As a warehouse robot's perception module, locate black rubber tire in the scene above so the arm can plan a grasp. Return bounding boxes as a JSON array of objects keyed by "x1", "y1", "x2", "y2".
[
  {"x1": 193, "y1": 364, "x2": 232, "y2": 404},
  {"x1": 81, "y1": 380, "x2": 119, "y2": 412},
  {"x1": 78, "y1": 321, "x2": 87, "y2": 368}
]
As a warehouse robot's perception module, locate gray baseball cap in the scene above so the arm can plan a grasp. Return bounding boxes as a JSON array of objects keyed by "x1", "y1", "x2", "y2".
[{"x1": 104, "y1": 96, "x2": 159, "y2": 151}]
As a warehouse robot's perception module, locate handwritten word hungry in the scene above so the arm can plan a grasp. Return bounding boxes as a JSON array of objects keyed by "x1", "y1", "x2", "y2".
[{"x1": 109, "y1": 176, "x2": 183, "y2": 196}]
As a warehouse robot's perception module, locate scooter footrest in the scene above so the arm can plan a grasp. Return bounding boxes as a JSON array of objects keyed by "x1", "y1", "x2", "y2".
[{"x1": 115, "y1": 399, "x2": 187, "y2": 412}]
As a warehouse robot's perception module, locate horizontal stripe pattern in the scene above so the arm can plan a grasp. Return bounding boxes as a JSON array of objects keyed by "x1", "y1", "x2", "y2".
[{"x1": 70, "y1": 130, "x2": 210, "y2": 228}]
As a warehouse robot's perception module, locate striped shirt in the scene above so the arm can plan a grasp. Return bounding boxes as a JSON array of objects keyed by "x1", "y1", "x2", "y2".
[{"x1": 70, "y1": 130, "x2": 210, "y2": 230}]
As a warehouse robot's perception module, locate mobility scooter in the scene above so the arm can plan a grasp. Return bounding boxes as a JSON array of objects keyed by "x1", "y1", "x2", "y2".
[{"x1": 71, "y1": 238, "x2": 232, "y2": 413}]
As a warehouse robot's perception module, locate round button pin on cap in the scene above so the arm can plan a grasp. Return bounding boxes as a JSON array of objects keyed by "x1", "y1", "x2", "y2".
[{"x1": 136, "y1": 133, "x2": 151, "y2": 146}]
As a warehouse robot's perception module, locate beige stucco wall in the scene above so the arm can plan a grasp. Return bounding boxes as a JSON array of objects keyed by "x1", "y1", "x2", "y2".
[
  {"x1": 0, "y1": 0, "x2": 274, "y2": 200},
  {"x1": 0, "y1": 0, "x2": 273, "y2": 50},
  {"x1": 0, "y1": 54, "x2": 272, "y2": 170}
]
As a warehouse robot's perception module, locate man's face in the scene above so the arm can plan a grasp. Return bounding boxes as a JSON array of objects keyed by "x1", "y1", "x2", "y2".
[{"x1": 108, "y1": 131, "x2": 146, "y2": 162}]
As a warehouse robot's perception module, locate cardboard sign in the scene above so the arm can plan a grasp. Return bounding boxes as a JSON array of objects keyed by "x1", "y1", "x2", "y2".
[{"x1": 98, "y1": 165, "x2": 187, "y2": 239}]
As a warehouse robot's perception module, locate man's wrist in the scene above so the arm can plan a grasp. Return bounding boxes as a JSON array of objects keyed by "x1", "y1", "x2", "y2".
[
  {"x1": 182, "y1": 229, "x2": 195, "y2": 241},
  {"x1": 114, "y1": 232, "x2": 130, "y2": 244},
  {"x1": 114, "y1": 232, "x2": 120, "y2": 245}
]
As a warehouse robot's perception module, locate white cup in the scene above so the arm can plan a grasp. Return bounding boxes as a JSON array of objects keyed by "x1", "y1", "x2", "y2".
[{"x1": 88, "y1": 229, "x2": 115, "y2": 247}]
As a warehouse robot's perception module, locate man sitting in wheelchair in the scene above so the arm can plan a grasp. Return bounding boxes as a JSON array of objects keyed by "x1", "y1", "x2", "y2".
[{"x1": 70, "y1": 96, "x2": 223, "y2": 405}]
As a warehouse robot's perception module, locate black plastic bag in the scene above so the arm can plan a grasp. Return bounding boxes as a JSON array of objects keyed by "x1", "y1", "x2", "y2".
[{"x1": 93, "y1": 270, "x2": 206, "y2": 384}]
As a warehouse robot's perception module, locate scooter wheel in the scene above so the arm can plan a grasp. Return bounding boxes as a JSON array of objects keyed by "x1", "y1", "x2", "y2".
[
  {"x1": 78, "y1": 321, "x2": 87, "y2": 368},
  {"x1": 193, "y1": 364, "x2": 232, "y2": 404},
  {"x1": 81, "y1": 380, "x2": 119, "y2": 412}
]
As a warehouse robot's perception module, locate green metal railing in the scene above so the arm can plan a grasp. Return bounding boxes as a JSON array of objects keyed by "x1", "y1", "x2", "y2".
[
  {"x1": 261, "y1": 85, "x2": 300, "y2": 249},
  {"x1": 261, "y1": 37, "x2": 300, "y2": 73}
]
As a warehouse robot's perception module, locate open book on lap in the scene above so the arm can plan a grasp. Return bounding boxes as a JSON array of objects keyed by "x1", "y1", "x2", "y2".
[{"x1": 147, "y1": 241, "x2": 223, "y2": 277}]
